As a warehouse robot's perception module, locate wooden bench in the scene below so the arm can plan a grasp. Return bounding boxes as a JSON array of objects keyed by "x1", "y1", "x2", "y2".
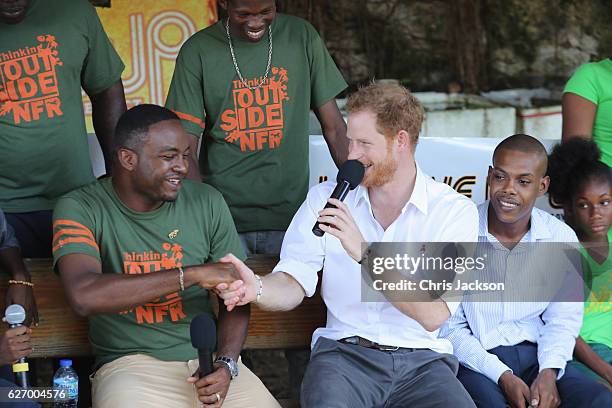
[{"x1": 0, "y1": 256, "x2": 327, "y2": 358}]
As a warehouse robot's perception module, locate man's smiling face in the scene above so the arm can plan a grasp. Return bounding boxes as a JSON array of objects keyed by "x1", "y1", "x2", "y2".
[{"x1": 488, "y1": 148, "x2": 549, "y2": 227}]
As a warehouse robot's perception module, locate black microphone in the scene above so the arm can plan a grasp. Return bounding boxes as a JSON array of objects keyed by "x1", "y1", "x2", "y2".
[
  {"x1": 190, "y1": 313, "x2": 216, "y2": 377},
  {"x1": 312, "y1": 159, "x2": 365, "y2": 237},
  {"x1": 4, "y1": 304, "x2": 29, "y2": 388}
]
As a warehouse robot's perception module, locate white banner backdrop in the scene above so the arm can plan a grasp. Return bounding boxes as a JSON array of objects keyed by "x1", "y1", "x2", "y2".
[{"x1": 309, "y1": 136, "x2": 563, "y2": 219}]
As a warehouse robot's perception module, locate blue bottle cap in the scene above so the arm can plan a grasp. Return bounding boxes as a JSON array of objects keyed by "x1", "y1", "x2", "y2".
[{"x1": 59, "y1": 359, "x2": 73, "y2": 367}]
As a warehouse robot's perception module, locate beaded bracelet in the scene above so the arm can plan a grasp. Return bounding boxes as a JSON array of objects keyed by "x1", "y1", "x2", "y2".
[{"x1": 8, "y1": 280, "x2": 34, "y2": 287}]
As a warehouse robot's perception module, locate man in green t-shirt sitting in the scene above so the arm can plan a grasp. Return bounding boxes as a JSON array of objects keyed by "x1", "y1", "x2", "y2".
[
  {"x1": 52, "y1": 105, "x2": 279, "y2": 408},
  {"x1": 0, "y1": 0, "x2": 127, "y2": 258}
]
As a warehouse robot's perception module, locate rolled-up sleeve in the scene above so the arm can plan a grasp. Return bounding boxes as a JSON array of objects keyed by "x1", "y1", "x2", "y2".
[{"x1": 272, "y1": 184, "x2": 330, "y2": 297}]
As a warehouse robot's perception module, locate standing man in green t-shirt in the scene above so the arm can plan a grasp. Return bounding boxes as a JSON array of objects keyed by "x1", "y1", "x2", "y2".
[
  {"x1": 166, "y1": 0, "x2": 348, "y2": 256},
  {"x1": 0, "y1": 0, "x2": 127, "y2": 257},
  {"x1": 53, "y1": 104, "x2": 279, "y2": 407}
]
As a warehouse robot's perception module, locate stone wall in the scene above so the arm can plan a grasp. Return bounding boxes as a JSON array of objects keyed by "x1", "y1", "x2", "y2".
[{"x1": 277, "y1": 0, "x2": 612, "y2": 92}]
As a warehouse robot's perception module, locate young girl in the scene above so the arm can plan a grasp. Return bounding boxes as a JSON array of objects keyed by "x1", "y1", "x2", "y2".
[{"x1": 548, "y1": 138, "x2": 612, "y2": 389}]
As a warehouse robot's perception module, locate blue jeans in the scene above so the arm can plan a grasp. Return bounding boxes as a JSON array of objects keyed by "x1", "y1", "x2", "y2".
[
  {"x1": 238, "y1": 231, "x2": 285, "y2": 256},
  {"x1": 5, "y1": 210, "x2": 53, "y2": 258},
  {"x1": 458, "y1": 342, "x2": 612, "y2": 407}
]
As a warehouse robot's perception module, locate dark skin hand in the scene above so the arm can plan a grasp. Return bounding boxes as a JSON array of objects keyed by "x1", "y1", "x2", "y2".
[
  {"x1": 189, "y1": 364, "x2": 231, "y2": 408},
  {"x1": 0, "y1": 247, "x2": 38, "y2": 326},
  {"x1": 57, "y1": 253, "x2": 239, "y2": 317},
  {"x1": 89, "y1": 80, "x2": 127, "y2": 174},
  {"x1": 188, "y1": 302, "x2": 250, "y2": 407},
  {"x1": 499, "y1": 370, "x2": 531, "y2": 408},
  {"x1": 0, "y1": 326, "x2": 32, "y2": 366},
  {"x1": 529, "y1": 369, "x2": 560, "y2": 408}
]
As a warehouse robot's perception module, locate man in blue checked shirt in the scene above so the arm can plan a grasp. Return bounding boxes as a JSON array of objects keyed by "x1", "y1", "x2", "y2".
[{"x1": 440, "y1": 134, "x2": 611, "y2": 408}]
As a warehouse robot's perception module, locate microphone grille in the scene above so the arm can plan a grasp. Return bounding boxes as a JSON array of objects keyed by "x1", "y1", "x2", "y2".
[
  {"x1": 336, "y1": 160, "x2": 365, "y2": 189},
  {"x1": 190, "y1": 313, "x2": 217, "y2": 349},
  {"x1": 5, "y1": 304, "x2": 26, "y2": 325}
]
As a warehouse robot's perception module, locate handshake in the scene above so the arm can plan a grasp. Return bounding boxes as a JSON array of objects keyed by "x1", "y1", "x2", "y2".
[{"x1": 196, "y1": 254, "x2": 257, "y2": 311}]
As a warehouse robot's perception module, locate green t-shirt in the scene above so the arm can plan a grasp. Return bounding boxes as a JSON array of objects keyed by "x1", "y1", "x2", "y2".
[
  {"x1": 0, "y1": 0, "x2": 124, "y2": 212},
  {"x1": 579, "y1": 229, "x2": 611, "y2": 348},
  {"x1": 52, "y1": 178, "x2": 245, "y2": 365},
  {"x1": 564, "y1": 59, "x2": 612, "y2": 167},
  {"x1": 166, "y1": 14, "x2": 347, "y2": 232}
]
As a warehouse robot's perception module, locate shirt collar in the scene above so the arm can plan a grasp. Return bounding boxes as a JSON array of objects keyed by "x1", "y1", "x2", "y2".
[
  {"x1": 478, "y1": 201, "x2": 553, "y2": 243},
  {"x1": 354, "y1": 162, "x2": 428, "y2": 215}
]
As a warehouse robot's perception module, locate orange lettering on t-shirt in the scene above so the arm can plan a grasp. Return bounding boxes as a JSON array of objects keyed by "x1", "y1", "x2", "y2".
[
  {"x1": 30, "y1": 99, "x2": 45, "y2": 121},
  {"x1": 247, "y1": 107, "x2": 265, "y2": 128},
  {"x1": 254, "y1": 87, "x2": 270, "y2": 105},
  {"x1": 21, "y1": 55, "x2": 40, "y2": 76},
  {"x1": 38, "y1": 70, "x2": 57, "y2": 94},
  {"x1": 45, "y1": 96, "x2": 63, "y2": 117},
  {"x1": 0, "y1": 34, "x2": 63, "y2": 124},
  {"x1": 256, "y1": 130, "x2": 269, "y2": 150},
  {"x1": 10, "y1": 102, "x2": 30, "y2": 124},
  {"x1": 16, "y1": 77, "x2": 37, "y2": 99},
  {"x1": 221, "y1": 67, "x2": 289, "y2": 152},
  {"x1": 2, "y1": 60, "x2": 22, "y2": 81},
  {"x1": 235, "y1": 88, "x2": 254, "y2": 108},
  {"x1": 269, "y1": 129, "x2": 283, "y2": 149},
  {"x1": 239, "y1": 131, "x2": 254, "y2": 152},
  {"x1": 220, "y1": 109, "x2": 237, "y2": 132},
  {"x1": 266, "y1": 103, "x2": 283, "y2": 127},
  {"x1": 135, "y1": 305, "x2": 155, "y2": 324},
  {"x1": 236, "y1": 108, "x2": 248, "y2": 130},
  {"x1": 168, "y1": 300, "x2": 187, "y2": 321},
  {"x1": 120, "y1": 243, "x2": 188, "y2": 325},
  {"x1": 154, "y1": 304, "x2": 169, "y2": 323}
]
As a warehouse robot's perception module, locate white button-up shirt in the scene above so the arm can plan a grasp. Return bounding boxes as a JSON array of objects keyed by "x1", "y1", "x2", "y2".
[
  {"x1": 272, "y1": 164, "x2": 478, "y2": 353},
  {"x1": 439, "y1": 202, "x2": 583, "y2": 382}
]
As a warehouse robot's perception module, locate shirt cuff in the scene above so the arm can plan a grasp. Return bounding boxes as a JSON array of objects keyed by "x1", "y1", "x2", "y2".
[
  {"x1": 482, "y1": 357, "x2": 513, "y2": 384},
  {"x1": 272, "y1": 259, "x2": 319, "y2": 297},
  {"x1": 539, "y1": 360, "x2": 566, "y2": 379}
]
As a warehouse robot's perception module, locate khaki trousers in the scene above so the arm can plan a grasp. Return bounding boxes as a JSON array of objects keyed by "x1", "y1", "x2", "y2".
[{"x1": 91, "y1": 354, "x2": 280, "y2": 408}]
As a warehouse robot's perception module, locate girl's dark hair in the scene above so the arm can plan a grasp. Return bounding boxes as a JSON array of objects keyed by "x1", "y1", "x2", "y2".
[{"x1": 548, "y1": 138, "x2": 611, "y2": 206}]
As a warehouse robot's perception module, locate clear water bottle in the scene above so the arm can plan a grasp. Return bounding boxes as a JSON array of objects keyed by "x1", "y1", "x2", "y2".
[{"x1": 53, "y1": 359, "x2": 78, "y2": 408}]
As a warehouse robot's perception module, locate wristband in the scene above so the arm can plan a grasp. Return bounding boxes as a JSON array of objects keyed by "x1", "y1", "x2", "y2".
[
  {"x1": 178, "y1": 267, "x2": 185, "y2": 291},
  {"x1": 254, "y1": 274, "x2": 263, "y2": 303}
]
